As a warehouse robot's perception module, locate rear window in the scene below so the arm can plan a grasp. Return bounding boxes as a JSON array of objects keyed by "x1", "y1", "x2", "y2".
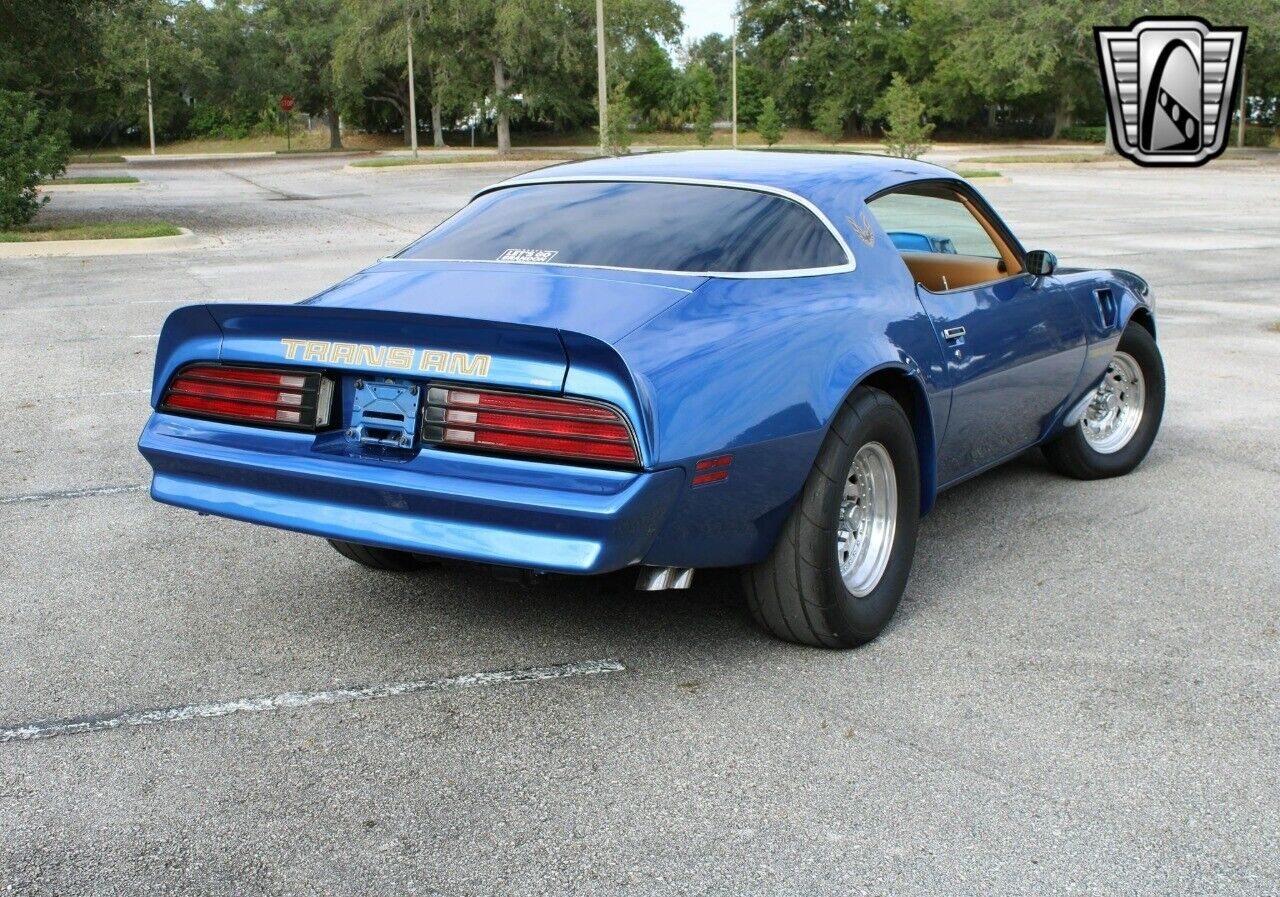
[{"x1": 398, "y1": 181, "x2": 848, "y2": 274}]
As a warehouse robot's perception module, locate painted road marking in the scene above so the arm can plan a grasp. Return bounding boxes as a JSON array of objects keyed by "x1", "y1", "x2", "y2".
[
  {"x1": 0, "y1": 484, "x2": 148, "y2": 506},
  {"x1": 0, "y1": 660, "x2": 626, "y2": 743}
]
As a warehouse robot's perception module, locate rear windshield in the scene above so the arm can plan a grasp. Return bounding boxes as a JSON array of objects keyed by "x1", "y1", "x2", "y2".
[{"x1": 398, "y1": 181, "x2": 848, "y2": 274}]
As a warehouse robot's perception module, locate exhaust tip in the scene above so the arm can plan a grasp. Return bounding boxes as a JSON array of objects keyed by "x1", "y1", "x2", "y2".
[{"x1": 635, "y1": 566, "x2": 694, "y2": 591}]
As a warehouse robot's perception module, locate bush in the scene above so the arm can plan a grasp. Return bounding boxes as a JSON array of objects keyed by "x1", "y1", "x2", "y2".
[
  {"x1": 0, "y1": 90, "x2": 70, "y2": 229},
  {"x1": 756, "y1": 97, "x2": 783, "y2": 146},
  {"x1": 605, "y1": 85, "x2": 633, "y2": 155},
  {"x1": 694, "y1": 103, "x2": 714, "y2": 146},
  {"x1": 880, "y1": 74, "x2": 933, "y2": 160},
  {"x1": 1244, "y1": 125, "x2": 1276, "y2": 148},
  {"x1": 1059, "y1": 124, "x2": 1106, "y2": 143},
  {"x1": 814, "y1": 98, "x2": 844, "y2": 144}
]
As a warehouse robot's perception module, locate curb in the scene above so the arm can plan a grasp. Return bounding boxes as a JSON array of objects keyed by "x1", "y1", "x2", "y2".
[
  {"x1": 0, "y1": 228, "x2": 208, "y2": 258},
  {"x1": 39, "y1": 182, "x2": 144, "y2": 192},
  {"x1": 344, "y1": 158, "x2": 576, "y2": 174}
]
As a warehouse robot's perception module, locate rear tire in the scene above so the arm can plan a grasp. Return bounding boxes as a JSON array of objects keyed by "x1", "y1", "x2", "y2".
[
  {"x1": 743, "y1": 387, "x2": 921, "y2": 648},
  {"x1": 328, "y1": 539, "x2": 433, "y2": 571},
  {"x1": 1042, "y1": 323, "x2": 1165, "y2": 480}
]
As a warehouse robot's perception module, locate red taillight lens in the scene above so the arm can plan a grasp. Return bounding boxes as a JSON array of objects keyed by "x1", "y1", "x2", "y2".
[
  {"x1": 422, "y1": 386, "x2": 639, "y2": 467},
  {"x1": 160, "y1": 364, "x2": 333, "y2": 430}
]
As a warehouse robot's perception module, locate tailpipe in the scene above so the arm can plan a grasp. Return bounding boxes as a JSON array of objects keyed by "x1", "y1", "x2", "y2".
[{"x1": 635, "y1": 566, "x2": 694, "y2": 591}]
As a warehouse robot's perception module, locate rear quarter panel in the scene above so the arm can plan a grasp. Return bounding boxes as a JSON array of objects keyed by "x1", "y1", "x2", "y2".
[{"x1": 620, "y1": 241, "x2": 948, "y2": 568}]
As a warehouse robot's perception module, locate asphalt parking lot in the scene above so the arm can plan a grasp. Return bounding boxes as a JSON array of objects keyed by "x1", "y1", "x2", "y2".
[{"x1": 2, "y1": 151, "x2": 1277, "y2": 895}]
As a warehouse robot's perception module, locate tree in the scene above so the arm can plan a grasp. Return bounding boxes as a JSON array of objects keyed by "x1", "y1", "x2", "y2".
[
  {"x1": 605, "y1": 83, "x2": 633, "y2": 154},
  {"x1": 755, "y1": 96, "x2": 783, "y2": 145},
  {"x1": 0, "y1": 90, "x2": 70, "y2": 228},
  {"x1": 264, "y1": 0, "x2": 350, "y2": 149},
  {"x1": 814, "y1": 96, "x2": 844, "y2": 143},
  {"x1": 879, "y1": 73, "x2": 933, "y2": 158}
]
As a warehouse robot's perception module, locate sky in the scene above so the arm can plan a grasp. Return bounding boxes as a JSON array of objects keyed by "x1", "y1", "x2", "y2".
[{"x1": 678, "y1": 0, "x2": 737, "y2": 41}]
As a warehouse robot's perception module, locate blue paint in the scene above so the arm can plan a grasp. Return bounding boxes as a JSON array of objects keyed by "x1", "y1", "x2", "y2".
[{"x1": 138, "y1": 151, "x2": 1154, "y2": 574}]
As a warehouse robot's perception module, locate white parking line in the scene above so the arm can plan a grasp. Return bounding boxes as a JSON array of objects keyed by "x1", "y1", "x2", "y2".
[{"x1": 0, "y1": 659, "x2": 626, "y2": 743}]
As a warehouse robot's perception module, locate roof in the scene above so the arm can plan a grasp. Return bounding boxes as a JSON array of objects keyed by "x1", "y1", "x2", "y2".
[{"x1": 496, "y1": 149, "x2": 960, "y2": 210}]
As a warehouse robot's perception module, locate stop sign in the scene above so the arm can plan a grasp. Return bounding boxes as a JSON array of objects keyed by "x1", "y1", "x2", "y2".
[{"x1": 279, "y1": 95, "x2": 295, "y2": 112}]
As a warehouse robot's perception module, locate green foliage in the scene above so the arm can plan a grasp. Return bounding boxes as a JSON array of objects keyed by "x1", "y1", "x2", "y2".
[
  {"x1": 880, "y1": 74, "x2": 934, "y2": 159},
  {"x1": 694, "y1": 104, "x2": 715, "y2": 146},
  {"x1": 605, "y1": 86, "x2": 633, "y2": 155},
  {"x1": 814, "y1": 97, "x2": 844, "y2": 143},
  {"x1": 755, "y1": 96, "x2": 783, "y2": 146},
  {"x1": 1058, "y1": 124, "x2": 1105, "y2": 143},
  {"x1": 1244, "y1": 126, "x2": 1276, "y2": 148},
  {"x1": 0, "y1": 91, "x2": 70, "y2": 229}
]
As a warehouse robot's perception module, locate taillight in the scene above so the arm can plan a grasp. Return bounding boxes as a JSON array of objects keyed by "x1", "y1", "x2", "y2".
[
  {"x1": 160, "y1": 364, "x2": 333, "y2": 430},
  {"x1": 422, "y1": 386, "x2": 639, "y2": 467}
]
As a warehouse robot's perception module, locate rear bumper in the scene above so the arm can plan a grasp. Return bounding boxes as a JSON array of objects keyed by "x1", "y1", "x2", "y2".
[{"x1": 138, "y1": 413, "x2": 684, "y2": 574}]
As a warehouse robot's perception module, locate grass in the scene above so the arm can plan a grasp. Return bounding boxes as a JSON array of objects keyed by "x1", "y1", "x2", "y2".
[
  {"x1": 957, "y1": 153, "x2": 1103, "y2": 164},
  {"x1": 0, "y1": 220, "x2": 181, "y2": 242},
  {"x1": 955, "y1": 169, "x2": 1002, "y2": 178},
  {"x1": 350, "y1": 151, "x2": 581, "y2": 168},
  {"x1": 70, "y1": 153, "x2": 127, "y2": 164},
  {"x1": 43, "y1": 175, "x2": 139, "y2": 185}
]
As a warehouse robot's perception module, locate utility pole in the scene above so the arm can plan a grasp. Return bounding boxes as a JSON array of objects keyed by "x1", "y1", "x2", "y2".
[
  {"x1": 406, "y1": 6, "x2": 419, "y2": 158},
  {"x1": 144, "y1": 36, "x2": 156, "y2": 156},
  {"x1": 1237, "y1": 62, "x2": 1246, "y2": 148},
  {"x1": 731, "y1": 9, "x2": 738, "y2": 148},
  {"x1": 596, "y1": 0, "x2": 608, "y2": 154}
]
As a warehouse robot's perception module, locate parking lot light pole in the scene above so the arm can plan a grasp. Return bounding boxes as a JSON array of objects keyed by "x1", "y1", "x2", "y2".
[
  {"x1": 731, "y1": 11, "x2": 738, "y2": 148},
  {"x1": 406, "y1": 8, "x2": 419, "y2": 159},
  {"x1": 596, "y1": 0, "x2": 608, "y2": 155},
  {"x1": 144, "y1": 37, "x2": 156, "y2": 156}
]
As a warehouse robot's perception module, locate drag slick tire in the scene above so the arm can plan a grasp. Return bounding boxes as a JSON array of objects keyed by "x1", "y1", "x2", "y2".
[
  {"x1": 744, "y1": 386, "x2": 921, "y2": 648},
  {"x1": 328, "y1": 539, "x2": 433, "y2": 571},
  {"x1": 1042, "y1": 323, "x2": 1165, "y2": 480}
]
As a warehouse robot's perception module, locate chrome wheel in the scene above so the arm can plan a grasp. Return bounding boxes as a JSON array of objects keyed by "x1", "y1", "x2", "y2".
[
  {"x1": 837, "y1": 442, "x2": 897, "y2": 597},
  {"x1": 1081, "y1": 351, "x2": 1146, "y2": 454}
]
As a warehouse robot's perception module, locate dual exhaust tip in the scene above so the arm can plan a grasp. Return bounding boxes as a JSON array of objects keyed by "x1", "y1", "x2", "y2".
[{"x1": 490, "y1": 565, "x2": 695, "y2": 591}]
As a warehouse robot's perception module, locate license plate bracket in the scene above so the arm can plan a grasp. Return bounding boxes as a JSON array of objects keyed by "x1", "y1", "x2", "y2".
[{"x1": 348, "y1": 376, "x2": 421, "y2": 448}]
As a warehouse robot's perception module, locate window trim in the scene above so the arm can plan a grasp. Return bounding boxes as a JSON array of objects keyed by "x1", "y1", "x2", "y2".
[{"x1": 390, "y1": 176, "x2": 857, "y2": 279}]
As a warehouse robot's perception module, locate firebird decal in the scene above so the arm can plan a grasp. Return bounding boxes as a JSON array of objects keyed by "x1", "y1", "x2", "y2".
[
  {"x1": 279, "y1": 338, "x2": 491, "y2": 377},
  {"x1": 847, "y1": 212, "x2": 876, "y2": 247}
]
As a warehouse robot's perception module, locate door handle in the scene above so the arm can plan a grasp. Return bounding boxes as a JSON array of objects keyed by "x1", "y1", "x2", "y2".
[{"x1": 942, "y1": 326, "x2": 966, "y2": 341}]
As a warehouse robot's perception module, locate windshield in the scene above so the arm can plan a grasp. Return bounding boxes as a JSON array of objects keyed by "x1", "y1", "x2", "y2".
[{"x1": 399, "y1": 180, "x2": 849, "y2": 274}]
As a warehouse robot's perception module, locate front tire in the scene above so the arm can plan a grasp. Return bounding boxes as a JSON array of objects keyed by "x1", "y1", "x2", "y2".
[
  {"x1": 328, "y1": 539, "x2": 433, "y2": 571},
  {"x1": 1043, "y1": 323, "x2": 1165, "y2": 480},
  {"x1": 743, "y1": 387, "x2": 921, "y2": 648}
]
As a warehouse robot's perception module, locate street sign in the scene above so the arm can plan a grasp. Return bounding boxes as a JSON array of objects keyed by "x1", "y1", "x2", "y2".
[{"x1": 279, "y1": 95, "x2": 295, "y2": 112}]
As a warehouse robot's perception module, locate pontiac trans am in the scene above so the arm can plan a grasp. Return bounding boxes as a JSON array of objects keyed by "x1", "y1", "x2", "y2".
[{"x1": 139, "y1": 151, "x2": 1164, "y2": 648}]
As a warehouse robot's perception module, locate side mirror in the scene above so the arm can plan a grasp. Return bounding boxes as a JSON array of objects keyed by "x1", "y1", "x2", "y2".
[{"x1": 1025, "y1": 249, "x2": 1057, "y2": 277}]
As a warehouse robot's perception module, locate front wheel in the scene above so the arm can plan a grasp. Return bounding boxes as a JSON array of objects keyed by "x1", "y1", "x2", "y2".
[
  {"x1": 743, "y1": 387, "x2": 921, "y2": 648},
  {"x1": 1043, "y1": 323, "x2": 1165, "y2": 480}
]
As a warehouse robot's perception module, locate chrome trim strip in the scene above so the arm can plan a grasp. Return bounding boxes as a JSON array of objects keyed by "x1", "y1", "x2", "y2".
[{"x1": 390, "y1": 175, "x2": 858, "y2": 280}]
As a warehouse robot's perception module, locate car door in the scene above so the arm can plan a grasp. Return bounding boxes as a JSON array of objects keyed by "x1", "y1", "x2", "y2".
[{"x1": 868, "y1": 184, "x2": 1087, "y2": 485}]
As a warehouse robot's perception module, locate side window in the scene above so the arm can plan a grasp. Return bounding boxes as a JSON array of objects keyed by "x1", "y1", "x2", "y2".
[
  {"x1": 867, "y1": 190, "x2": 1002, "y2": 259},
  {"x1": 867, "y1": 186, "x2": 1022, "y2": 292}
]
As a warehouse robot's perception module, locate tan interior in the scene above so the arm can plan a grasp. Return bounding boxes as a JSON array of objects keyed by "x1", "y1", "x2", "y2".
[
  {"x1": 899, "y1": 251, "x2": 1007, "y2": 293},
  {"x1": 883, "y1": 185, "x2": 1025, "y2": 294}
]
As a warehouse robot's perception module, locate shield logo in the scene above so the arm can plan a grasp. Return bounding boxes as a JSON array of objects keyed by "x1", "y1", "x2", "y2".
[{"x1": 1095, "y1": 17, "x2": 1247, "y2": 167}]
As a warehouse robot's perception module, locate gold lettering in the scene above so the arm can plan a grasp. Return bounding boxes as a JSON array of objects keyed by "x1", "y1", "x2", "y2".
[
  {"x1": 418, "y1": 349, "x2": 449, "y2": 372},
  {"x1": 354, "y1": 344, "x2": 386, "y2": 367},
  {"x1": 448, "y1": 353, "x2": 492, "y2": 377},
  {"x1": 301, "y1": 340, "x2": 327, "y2": 362},
  {"x1": 386, "y1": 347, "x2": 414, "y2": 369},
  {"x1": 329, "y1": 342, "x2": 357, "y2": 365}
]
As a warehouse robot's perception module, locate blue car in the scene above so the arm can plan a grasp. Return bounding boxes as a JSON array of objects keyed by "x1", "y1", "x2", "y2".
[{"x1": 139, "y1": 151, "x2": 1164, "y2": 648}]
